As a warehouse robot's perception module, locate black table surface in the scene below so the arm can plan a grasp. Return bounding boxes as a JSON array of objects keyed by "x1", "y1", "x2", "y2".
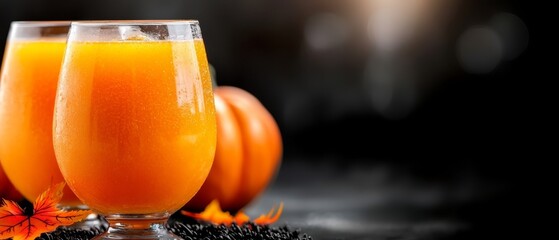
[{"x1": 243, "y1": 159, "x2": 535, "y2": 240}]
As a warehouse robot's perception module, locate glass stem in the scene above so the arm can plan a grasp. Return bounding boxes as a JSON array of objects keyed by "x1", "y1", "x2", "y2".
[{"x1": 95, "y1": 213, "x2": 181, "y2": 240}]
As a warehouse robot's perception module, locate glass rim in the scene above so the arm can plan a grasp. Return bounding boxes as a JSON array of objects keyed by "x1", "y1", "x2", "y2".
[
  {"x1": 11, "y1": 21, "x2": 72, "y2": 27},
  {"x1": 71, "y1": 19, "x2": 199, "y2": 27}
]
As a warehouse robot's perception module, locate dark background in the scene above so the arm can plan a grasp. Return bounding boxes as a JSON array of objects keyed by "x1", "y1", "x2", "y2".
[{"x1": 0, "y1": 0, "x2": 541, "y2": 239}]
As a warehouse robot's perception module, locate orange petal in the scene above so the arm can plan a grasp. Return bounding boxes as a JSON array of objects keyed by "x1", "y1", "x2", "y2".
[
  {"x1": 233, "y1": 211, "x2": 250, "y2": 225},
  {"x1": 254, "y1": 202, "x2": 283, "y2": 225},
  {"x1": 182, "y1": 199, "x2": 236, "y2": 225}
]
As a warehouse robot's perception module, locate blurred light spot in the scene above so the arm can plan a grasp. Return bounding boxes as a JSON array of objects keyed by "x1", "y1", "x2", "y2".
[
  {"x1": 304, "y1": 13, "x2": 349, "y2": 51},
  {"x1": 365, "y1": 58, "x2": 416, "y2": 120},
  {"x1": 282, "y1": 92, "x2": 315, "y2": 131},
  {"x1": 368, "y1": 4, "x2": 407, "y2": 52},
  {"x1": 457, "y1": 26, "x2": 502, "y2": 74},
  {"x1": 368, "y1": 0, "x2": 436, "y2": 53},
  {"x1": 490, "y1": 12, "x2": 529, "y2": 61}
]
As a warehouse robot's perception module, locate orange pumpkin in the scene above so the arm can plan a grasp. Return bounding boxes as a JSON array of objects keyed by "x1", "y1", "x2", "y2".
[{"x1": 185, "y1": 86, "x2": 283, "y2": 212}]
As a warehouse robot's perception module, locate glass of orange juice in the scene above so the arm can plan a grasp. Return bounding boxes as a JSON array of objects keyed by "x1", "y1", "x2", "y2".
[
  {"x1": 53, "y1": 20, "x2": 217, "y2": 239},
  {"x1": 0, "y1": 21, "x2": 85, "y2": 207}
]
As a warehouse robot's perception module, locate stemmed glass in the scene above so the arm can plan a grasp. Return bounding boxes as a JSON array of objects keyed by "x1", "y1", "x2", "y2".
[
  {"x1": 0, "y1": 21, "x2": 99, "y2": 226},
  {"x1": 53, "y1": 20, "x2": 217, "y2": 239}
]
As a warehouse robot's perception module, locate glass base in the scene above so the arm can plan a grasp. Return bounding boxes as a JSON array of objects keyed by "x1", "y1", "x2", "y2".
[
  {"x1": 69, "y1": 212, "x2": 107, "y2": 230},
  {"x1": 94, "y1": 213, "x2": 182, "y2": 240}
]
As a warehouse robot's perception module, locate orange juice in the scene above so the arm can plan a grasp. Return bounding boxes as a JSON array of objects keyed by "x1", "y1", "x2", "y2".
[
  {"x1": 53, "y1": 39, "x2": 216, "y2": 214},
  {"x1": 0, "y1": 39, "x2": 81, "y2": 205}
]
